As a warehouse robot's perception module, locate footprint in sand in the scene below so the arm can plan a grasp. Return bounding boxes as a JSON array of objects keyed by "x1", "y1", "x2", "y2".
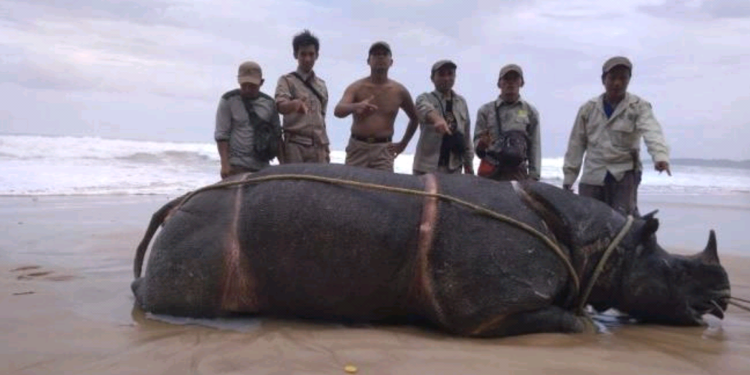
[{"x1": 10, "y1": 265, "x2": 79, "y2": 282}]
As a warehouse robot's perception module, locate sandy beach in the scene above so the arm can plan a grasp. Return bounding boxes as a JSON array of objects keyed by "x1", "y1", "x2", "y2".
[{"x1": 1, "y1": 193, "x2": 749, "y2": 375}]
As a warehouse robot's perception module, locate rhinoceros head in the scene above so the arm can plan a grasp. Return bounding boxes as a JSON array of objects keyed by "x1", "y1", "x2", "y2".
[{"x1": 617, "y1": 216, "x2": 730, "y2": 325}]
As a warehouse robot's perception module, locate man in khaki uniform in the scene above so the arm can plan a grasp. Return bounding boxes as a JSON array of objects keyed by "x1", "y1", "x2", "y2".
[
  {"x1": 275, "y1": 29, "x2": 330, "y2": 164},
  {"x1": 563, "y1": 56, "x2": 671, "y2": 216},
  {"x1": 474, "y1": 64, "x2": 541, "y2": 181},
  {"x1": 412, "y1": 60, "x2": 475, "y2": 175}
]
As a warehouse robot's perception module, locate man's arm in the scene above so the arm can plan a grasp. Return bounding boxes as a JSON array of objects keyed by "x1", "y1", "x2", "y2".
[
  {"x1": 334, "y1": 82, "x2": 376, "y2": 118},
  {"x1": 415, "y1": 93, "x2": 451, "y2": 134},
  {"x1": 473, "y1": 105, "x2": 490, "y2": 158},
  {"x1": 275, "y1": 76, "x2": 308, "y2": 115},
  {"x1": 562, "y1": 104, "x2": 589, "y2": 189},
  {"x1": 527, "y1": 106, "x2": 542, "y2": 180},
  {"x1": 461, "y1": 102, "x2": 475, "y2": 174},
  {"x1": 392, "y1": 87, "x2": 419, "y2": 155},
  {"x1": 214, "y1": 98, "x2": 233, "y2": 179},
  {"x1": 636, "y1": 100, "x2": 671, "y2": 175}
]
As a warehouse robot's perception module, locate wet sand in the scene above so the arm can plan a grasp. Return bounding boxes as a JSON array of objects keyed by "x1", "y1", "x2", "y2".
[{"x1": 1, "y1": 194, "x2": 749, "y2": 375}]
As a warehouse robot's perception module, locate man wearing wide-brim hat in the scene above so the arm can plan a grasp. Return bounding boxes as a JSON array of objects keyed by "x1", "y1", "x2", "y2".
[
  {"x1": 412, "y1": 59, "x2": 475, "y2": 175},
  {"x1": 562, "y1": 56, "x2": 671, "y2": 216}
]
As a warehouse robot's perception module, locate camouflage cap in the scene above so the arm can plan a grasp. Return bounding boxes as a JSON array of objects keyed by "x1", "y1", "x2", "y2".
[
  {"x1": 237, "y1": 61, "x2": 262, "y2": 85},
  {"x1": 602, "y1": 56, "x2": 633, "y2": 74},
  {"x1": 499, "y1": 64, "x2": 523, "y2": 79},
  {"x1": 431, "y1": 59, "x2": 457, "y2": 74}
]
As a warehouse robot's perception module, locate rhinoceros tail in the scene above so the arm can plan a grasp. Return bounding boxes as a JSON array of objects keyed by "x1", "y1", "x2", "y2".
[{"x1": 133, "y1": 195, "x2": 185, "y2": 279}]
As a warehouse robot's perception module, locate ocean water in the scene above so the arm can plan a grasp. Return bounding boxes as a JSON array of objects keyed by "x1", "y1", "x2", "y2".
[{"x1": 2, "y1": 134, "x2": 749, "y2": 196}]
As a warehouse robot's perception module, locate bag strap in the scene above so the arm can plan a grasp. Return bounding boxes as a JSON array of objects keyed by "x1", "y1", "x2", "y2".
[
  {"x1": 291, "y1": 72, "x2": 325, "y2": 113},
  {"x1": 430, "y1": 92, "x2": 447, "y2": 117},
  {"x1": 494, "y1": 103, "x2": 505, "y2": 140},
  {"x1": 240, "y1": 96, "x2": 261, "y2": 124}
]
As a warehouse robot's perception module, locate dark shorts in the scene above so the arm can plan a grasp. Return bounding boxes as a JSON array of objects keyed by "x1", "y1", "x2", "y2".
[{"x1": 578, "y1": 170, "x2": 642, "y2": 216}]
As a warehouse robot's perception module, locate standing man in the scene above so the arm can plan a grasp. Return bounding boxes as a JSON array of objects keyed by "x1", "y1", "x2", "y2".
[
  {"x1": 333, "y1": 41, "x2": 419, "y2": 172},
  {"x1": 215, "y1": 60, "x2": 281, "y2": 179},
  {"x1": 412, "y1": 59, "x2": 474, "y2": 175},
  {"x1": 562, "y1": 56, "x2": 671, "y2": 216},
  {"x1": 474, "y1": 64, "x2": 541, "y2": 181},
  {"x1": 275, "y1": 29, "x2": 330, "y2": 164}
]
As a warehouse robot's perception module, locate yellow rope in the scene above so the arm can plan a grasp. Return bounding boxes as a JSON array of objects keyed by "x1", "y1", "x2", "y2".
[
  {"x1": 177, "y1": 173, "x2": 581, "y2": 296},
  {"x1": 576, "y1": 215, "x2": 634, "y2": 315}
]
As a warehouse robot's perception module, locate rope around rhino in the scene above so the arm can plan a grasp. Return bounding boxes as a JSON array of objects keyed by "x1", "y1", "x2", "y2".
[{"x1": 173, "y1": 173, "x2": 637, "y2": 313}]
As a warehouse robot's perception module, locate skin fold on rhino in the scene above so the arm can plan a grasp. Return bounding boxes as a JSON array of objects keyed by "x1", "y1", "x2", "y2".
[{"x1": 131, "y1": 163, "x2": 730, "y2": 338}]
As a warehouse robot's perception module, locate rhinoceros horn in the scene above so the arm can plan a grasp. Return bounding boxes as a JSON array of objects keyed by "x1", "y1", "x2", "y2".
[{"x1": 699, "y1": 230, "x2": 720, "y2": 265}]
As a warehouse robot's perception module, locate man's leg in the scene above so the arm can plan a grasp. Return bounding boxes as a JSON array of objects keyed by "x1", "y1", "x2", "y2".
[
  {"x1": 344, "y1": 137, "x2": 371, "y2": 168},
  {"x1": 606, "y1": 170, "x2": 640, "y2": 216},
  {"x1": 578, "y1": 182, "x2": 605, "y2": 204},
  {"x1": 282, "y1": 139, "x2": 305, "y2": 164},
  {"x1": 370, "y1": 143, "x2": 395, "y2": 172},
  {"x1": 313, "y1": 144, "x2": 330, "y2": 164}
]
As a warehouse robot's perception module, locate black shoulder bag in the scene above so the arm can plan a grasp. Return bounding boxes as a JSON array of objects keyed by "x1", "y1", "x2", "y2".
[
  {"x1": 240, "y1": 97, "x2": 281, "y2": 162},
  {"x1": 430, "y1": 93, "x2": 466, "y2": 156},
  {"x1": 485, "y1": 105, "x2": 529, "y2": 167}
]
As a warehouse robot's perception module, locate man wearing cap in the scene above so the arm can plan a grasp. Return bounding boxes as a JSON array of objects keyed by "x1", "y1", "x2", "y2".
[
  {"x1": 275, "y1": 29, "x2": 331, "y2": 164},
  {"x1": 562, "y1": 56, "x2": 671, "y2": 216},
  {"x1": 215, "y1": 61, "x2": 281, "y2": 179},
  {"x1": 412, "y1": 59, "x2": 475, "y2": 175},
  {"x1": 333, "y1": 41, "x2": 419, "y2": 172},
  {"x1": 473, "y1": 64, "x2": 541, "y2": 181}
]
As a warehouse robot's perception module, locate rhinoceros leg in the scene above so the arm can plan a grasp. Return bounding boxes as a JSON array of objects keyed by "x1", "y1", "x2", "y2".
[
  {"x1": 469, "y1": 306, "x2": 590, "y2": 338},
  {"x1": 132, "y1": 187, "x2": 258, "y2": 318}
]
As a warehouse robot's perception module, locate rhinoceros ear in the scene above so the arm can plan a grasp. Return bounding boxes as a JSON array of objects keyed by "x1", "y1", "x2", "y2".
[
  {"x1": 641, "y1": 216, "x2": 659, "y2": 240},
  {"x1": 699, "y1": 230, "x2": 720, "y2": 265},
  {"x1": 642, "y1": 210, "x2": 659, "y2": 221}
]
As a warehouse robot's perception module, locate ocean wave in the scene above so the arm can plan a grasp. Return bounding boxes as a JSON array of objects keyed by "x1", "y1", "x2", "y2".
[{"x1": 1, "y1": 134, "x2": 749, "y2": 197}]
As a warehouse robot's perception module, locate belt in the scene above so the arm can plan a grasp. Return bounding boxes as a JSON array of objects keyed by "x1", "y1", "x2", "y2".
[{"x1": 351, "y1": 134, "x2": 392, "y2": 144}]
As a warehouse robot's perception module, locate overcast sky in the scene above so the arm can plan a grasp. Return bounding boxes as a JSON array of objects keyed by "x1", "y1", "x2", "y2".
[{"x1": 1, "y1": 0, "x2": 749, "y2": 160}]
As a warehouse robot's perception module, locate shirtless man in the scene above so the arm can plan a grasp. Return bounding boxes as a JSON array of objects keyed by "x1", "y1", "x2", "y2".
[{"x1": 333, "y1": 41, "x2": 419, "y2": 172}]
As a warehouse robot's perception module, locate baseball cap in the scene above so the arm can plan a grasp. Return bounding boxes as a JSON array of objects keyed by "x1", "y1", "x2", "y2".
[
  {"x1": 499, "y1": 64, "x2": 523, "y2": 79},
  {"x1": 368, "y1": 41, "x2": 392, "y2": 55},
  {"x1": 237, "y1": 61, "x2": 262, "y2": 85},
  {"x1": 431, "y1": 59, "x2": 457, "y2": 74},
  {"x1": 602, "y1": 56, "x2": 632, "y2": 74}
]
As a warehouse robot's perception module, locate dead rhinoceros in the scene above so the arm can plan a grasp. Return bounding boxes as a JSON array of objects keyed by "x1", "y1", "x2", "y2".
[{"x1": 131, "y1": 163, "x2": 730, "y2": 338}]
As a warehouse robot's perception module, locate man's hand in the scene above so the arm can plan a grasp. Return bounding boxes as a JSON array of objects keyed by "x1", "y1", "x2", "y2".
[
  {"x1": 295, "y1": 96, "x2": 309, "y2": 114},
  {"x1": 433, "y1": 116, "x2": 452, "y2": 135},
  {"x1": 220, "y1": 164, "x2": 231, "y2": 179},
  {"x1": 354, "y1": 95, "x2": 378, "y2": 116},
  {"x1": 655, "y1": 161, "x2": 671, "y2": 176},
  {"x1": 477, "y1": 131, "x2": 492, "y2": 150},
  {"x1": 388, "y1": 141, "x2": 406, "y2": 156}
]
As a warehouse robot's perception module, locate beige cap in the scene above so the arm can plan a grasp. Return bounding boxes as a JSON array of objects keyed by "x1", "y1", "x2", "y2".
[
  {"x1": 602, "y1": 56, "x2": 632, "y2": 74},
  {"x1": 499, "y1": 64, "x2": 523, "y2": 79},
  {"x1": 431, "y1": 59, "x2": 457, "y2": 74},
  {"x1": 237, "y1": 61, "x2": 262, "y2": 85},
  {"x1": 368, "y1": 41, "x2": 392, "y2": 55}
]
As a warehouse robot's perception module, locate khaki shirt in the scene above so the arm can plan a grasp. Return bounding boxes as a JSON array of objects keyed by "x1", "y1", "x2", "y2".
[
  {"x1": 413, "y1": 90, "x2": 475, "y2": 173},
  {"x1": 563, "y1": 93, "x2": 670, "y2": 186},
  {"x1": 473, "y1": 97, "x2": 541, "y2": 180},
  {"x1": 274, "y1": 69, "x2": 329, "y2": 146},
  {"x1": 214, "y1": 90, "x2": 280, "y2": 171}
]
